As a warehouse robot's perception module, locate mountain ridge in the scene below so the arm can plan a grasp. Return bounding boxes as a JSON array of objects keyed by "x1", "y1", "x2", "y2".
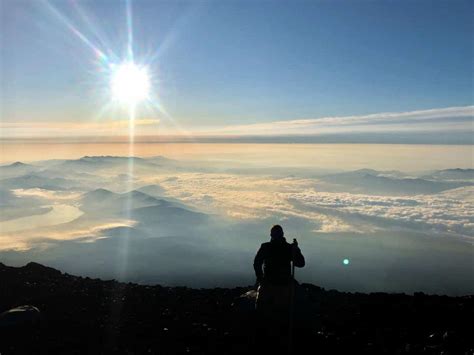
[{"x1": 0, "y1": 261, "x2": 472, "y2": 354}]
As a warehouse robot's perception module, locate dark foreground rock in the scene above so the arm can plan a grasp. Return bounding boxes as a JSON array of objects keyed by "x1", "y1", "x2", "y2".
[{"x1": 0, "y1": 262, "x2": 472, "y2": 354}]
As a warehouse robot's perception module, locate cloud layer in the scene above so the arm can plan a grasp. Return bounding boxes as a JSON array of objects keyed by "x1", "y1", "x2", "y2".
[
  {"x1": 152, "y1": 172, "x2": 473, "y2": 238},
  {"x1": 1, "y1": 155, "x2": 473, "y2": 294},
  {"x1": 205, "y1": 105, "x2": 473, "y2": 136},
  {"x1": 1, "y1": 106, "x2": 472, "y2": 141}
]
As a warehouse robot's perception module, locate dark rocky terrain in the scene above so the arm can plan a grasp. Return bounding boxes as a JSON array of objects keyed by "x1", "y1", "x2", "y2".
[{"x1": 0, "y1": 262, "x2": 472, "y2": 354}]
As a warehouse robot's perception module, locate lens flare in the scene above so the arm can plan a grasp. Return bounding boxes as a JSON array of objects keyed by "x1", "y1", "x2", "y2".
[
  {"x1": 343, "y1": 258, "x2": 350, "y2": 265},
  {"x1": 111, "y1": 62, "x2": 150, "y2": 105}
]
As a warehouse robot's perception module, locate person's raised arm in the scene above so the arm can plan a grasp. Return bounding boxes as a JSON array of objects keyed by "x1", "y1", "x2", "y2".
[{"x1": 292, "y1": 240, "x2": 305, "y2": 268}]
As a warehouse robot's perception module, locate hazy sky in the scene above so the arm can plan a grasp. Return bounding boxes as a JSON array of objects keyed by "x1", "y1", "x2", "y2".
[{"x1": 0, "y1": 0, "x2": 473, "y2": 139}]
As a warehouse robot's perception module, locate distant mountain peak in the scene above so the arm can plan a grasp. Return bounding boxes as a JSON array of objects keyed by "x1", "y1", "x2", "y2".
[
  {"x1": 352, "y1": 168, "x2": 380, "y2": 176},
  {"x1": 92, "y1": 187, "x2": 114, "y2": 193},
  {"x1": 79, "y1": 155, "x2": 142, "y2": 161},
  {"x1": 84, "y1": 188, "x2": 115, "y2": 197},
  {"x1": 423, "y1": 168, "x2": 474, "y2": 181},
  {"x1": 125, "y1": 189, "x2": 148, "y2": 196},
  {"x1": 79, "y1": 156, "x2": 115, "y2": 162},
  {"x1": 149, "y1": 155, "x2": 168, "y2": 160},
  {"x1": 137, "y1": 184, "x2": 165, "y2": 194},
  {"x1": 1, "y1": 161, "x2": 30, "y2": 168},
  {"x1": 440, "y1": 168, "x2": 474, "y2": 173},
  {"x1": 11, "y1": 161, "x2": 29, "y2": 167},
  {"x1": 83, "y1": 188, "x2": 165, "y2": 202},
  {"x1": 148, "y1": 155, "x2": 174, "y2": 162}
]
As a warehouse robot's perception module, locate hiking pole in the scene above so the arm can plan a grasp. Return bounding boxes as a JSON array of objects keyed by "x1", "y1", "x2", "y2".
[{"x1": 288, "y1": 238, "x2": 296, "y2": 355}]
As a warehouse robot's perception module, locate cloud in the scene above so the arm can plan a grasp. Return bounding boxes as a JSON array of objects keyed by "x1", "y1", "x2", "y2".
[
  {"x1": 0, "y1": 186, "x2": 137, "y2": 250},
  {"x1": 204, "y1": 105, "x2": 474, "y2": 136},
  {"x1": 12, "y1": 188, "x2": 82, "y2": 201},
  {"x1": 0, "y1": 119, "x2": 159, "y2": 137},
  {"x1": 150, "y1": 172, "x2": 473, "y2": 238},
  {"x1": 0, "y1": 221, "x2": 136, "y2": 251},
  {"x1": 1, "y1": 158, "x2": 472, "y2": 253},
  {"x1": 285, "y1": 188, "x2": 474, "y2": 238},
  {"x1": 153, "y1": 172, "x2": 312, "y2": 219},
  {"x1": 1, "y1": 155, "x2": 472, "y2": 295},
  {"x1": 1, "y1": 105, "x2": 472, "y2": 140}
]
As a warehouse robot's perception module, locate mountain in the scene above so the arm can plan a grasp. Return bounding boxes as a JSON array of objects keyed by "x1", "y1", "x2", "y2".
[
  {"x1": 146, "y1": 155, "x2": 177, "y2": 165},
  {"x1": 0, "y1": 173, "x2": 81, "y2": 191},
  {"x1": 80, "y1": 188, "x2": 209, "y2": 236},
  {"x1": 2, "y1": 161, "x2": 30, "y2": 168},
  {"x1": 81, "y1": 188, "x2": 116, "y2": 200},
  {"x1": 130, "y1": 204, "x2": 209, "y2": 232},
  {"x1": 0, "y1": 262, "x2": 472, "y2": 354},
  {"x1": 320, "y1": 169, "x2": 472, "y2": 195},
  {"x1": 423, "y1": 168, "x2": 474, "y2": 181},
  {"x1": 51, "y1": 156, "x2": 158, "y2": 173},
  {"x1": 136, "y1": 184, "x2": 166, "y2": 197},
  {"x1": 35, "y1": 166, "x2": 102, "y2": 182},
  {"x1": 135, "y1": 185, "x2": 202, "y2": 212},
  {"x1": 80, "y1": 188, "x2": 169, "y2": 213},
  {"x1": 0, "y1": 161, "x2": 36, "y2": 178}
]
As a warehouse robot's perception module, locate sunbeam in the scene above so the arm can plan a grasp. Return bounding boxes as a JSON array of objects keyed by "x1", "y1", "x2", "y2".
[
  {"x1": 71, "y1": 0, "x2": 119, "y2": 63},
  {"x1": 43, "y1": 0, "x2": 109, "y2": 62},
  {"x1": 147, "y1": 100, "x2": 195, "y2": 140},
  {"x1": 43, "y1": 0, "x2": 161, "y2": 319},
  {"x1": 126, "y1": 0, "x2": 134, "y2": 62}
]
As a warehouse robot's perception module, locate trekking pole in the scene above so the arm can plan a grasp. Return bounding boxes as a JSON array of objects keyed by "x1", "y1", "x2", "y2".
[{"x1": 288, "y1": 238, "x2": 296, "y2": 355}]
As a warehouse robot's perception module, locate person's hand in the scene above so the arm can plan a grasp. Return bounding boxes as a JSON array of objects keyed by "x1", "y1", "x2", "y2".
[
  {"x1": 292, "y1": 239, "x2": 301, "y2": 256},
  {"x1": 255, "y1": 277, "x2": 265, "y2": 289}
]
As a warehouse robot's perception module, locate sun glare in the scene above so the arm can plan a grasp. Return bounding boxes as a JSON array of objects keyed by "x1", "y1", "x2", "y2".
[{"x1": 111, "y1": 62, "x2": 150, "y2": 106}]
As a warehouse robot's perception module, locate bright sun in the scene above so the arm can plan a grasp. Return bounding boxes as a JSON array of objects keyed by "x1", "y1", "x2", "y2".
[{"x1": 111, "y1": 62, "x2": 150, "y2": 106}]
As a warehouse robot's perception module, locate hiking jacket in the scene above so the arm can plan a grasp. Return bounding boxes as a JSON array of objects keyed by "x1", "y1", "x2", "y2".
[{"x1": 253, "y1": 238, "x2": 305, "y2": 285}]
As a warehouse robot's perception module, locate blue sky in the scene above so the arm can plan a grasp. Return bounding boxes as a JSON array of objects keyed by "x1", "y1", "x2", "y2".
[{"x1": 0, "y1": 0, "x2": 472, "y2": 138}]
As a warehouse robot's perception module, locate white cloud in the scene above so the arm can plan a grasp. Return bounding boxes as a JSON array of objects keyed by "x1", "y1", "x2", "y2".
[
  {"x1": 153, "y1": 172, "x2": 313, "y2": 219},
  {"x1": 0, "y1": 219, "x2": 136, "y2": 251},
  {"x1": 12, "y1": 188, "x2": 82, "y2": 201},
  {"x1": 2, "y1": 159, "x2": 472, "y2": 252},
  {"x1": 0, "y1": 119, "x2": 159, "y2": 137},
  {"x1": 285, "y1": 188, "x2": 474, "y2": 237},
  {"x1": 1, "y1": 105, "x2": 472, "y2": 138},
  {"x1": 204, "y1": 105, "x2": 474, "y2": 135},
  {"x1": 150, "y1": 172, "x2": 474, "y2": 238}
]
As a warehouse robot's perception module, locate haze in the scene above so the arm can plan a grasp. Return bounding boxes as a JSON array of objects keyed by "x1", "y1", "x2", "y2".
[{"x1": 0, "y1": 146, "x2": 473, "y2": 295}]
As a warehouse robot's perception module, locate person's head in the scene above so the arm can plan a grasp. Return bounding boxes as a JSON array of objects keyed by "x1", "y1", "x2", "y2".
[{"x1": 270, "y1": 225, "x2": 284, "y2": 241}]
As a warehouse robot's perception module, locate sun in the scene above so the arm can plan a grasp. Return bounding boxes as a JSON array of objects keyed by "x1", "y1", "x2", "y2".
[{"x1": 110, "y1": 62, "x2": 150, "y2": 106}]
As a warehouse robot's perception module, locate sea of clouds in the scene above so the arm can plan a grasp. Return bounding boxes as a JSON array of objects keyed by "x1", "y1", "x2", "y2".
[{"x1": 0, "y1": 155, "x2": 472, "y2": 294}]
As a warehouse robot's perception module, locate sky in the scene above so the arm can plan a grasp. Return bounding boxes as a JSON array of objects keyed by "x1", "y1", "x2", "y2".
[{"x1": 0, "y1": 0, "x2": 473, "y2": 140}]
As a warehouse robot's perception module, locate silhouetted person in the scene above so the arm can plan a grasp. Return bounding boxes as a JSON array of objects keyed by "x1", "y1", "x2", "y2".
[{"x1": 253, "y1": 225, "x2": 305, "y2": 354}]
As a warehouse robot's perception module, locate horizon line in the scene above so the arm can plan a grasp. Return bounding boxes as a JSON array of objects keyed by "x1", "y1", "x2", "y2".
[{"x1": 1, "y1": 131, "x2": 472, "y2": 145}]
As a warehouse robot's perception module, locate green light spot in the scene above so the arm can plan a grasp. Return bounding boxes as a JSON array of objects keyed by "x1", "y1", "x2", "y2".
[{"x1": 343, "y1": 259, "x2": 350, "y2": 265}]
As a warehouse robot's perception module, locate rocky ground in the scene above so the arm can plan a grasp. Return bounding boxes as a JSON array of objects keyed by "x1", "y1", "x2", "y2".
[{"x1": 0, "y1": 262, "x2": 473, "y2": 354}]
